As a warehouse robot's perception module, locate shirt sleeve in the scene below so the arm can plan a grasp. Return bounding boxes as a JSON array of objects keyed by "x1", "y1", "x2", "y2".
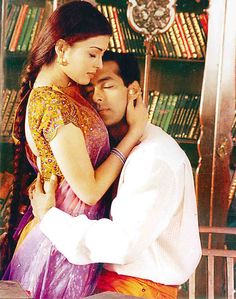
[{"x1": 40, "y1": 154, "x2": 185, "y2": 265}]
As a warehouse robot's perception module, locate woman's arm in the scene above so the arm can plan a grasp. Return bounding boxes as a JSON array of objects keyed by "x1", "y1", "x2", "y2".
[{"x1": 50, "y1": 95, "x2": 147, "y2": 205}]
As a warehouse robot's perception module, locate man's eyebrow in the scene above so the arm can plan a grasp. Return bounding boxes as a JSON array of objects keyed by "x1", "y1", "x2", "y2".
[{"x1": 96, "y1": 76, "x2": 114, "y2": 84}]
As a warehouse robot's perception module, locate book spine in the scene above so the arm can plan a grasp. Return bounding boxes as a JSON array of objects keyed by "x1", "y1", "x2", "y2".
[
  {"x1": 190, "y1": 12, "x2": 206, "y2": 57},
  {"x1": 177, "y1": 94, "x2": 192, "y2": 138},
  {"x1": 112, "y1": 7, "x2": 126, "y2": 53},
  {"x1": 17, "y1": 7, "x2": 32, "y2": 52},
  {"x1": 153, "y1": 93, "x2": 166, "y2": 126},
  {"x1": 158, "y1": 34, "x2": 169, "y2": 57},
  {"x1": 175, "y1": 14, "x2": 192, "y2": 59},
  {"x1": 199, "y1": 13, "x2": 208, "y2": 36},
  {"x1": 151, "y1": 92, "x2": 161, "y2": 125},
  {"x1": 147, "y1": 91, "x2": 153, "y2": 114},
  {"x1": 168, "y1": 94, "x2": 183, "y2": 136},
  {"x1": 6, "y1": 4, "x2": 15, "y2": 33},
  {"x1": 2, "y1": 90, "x2": 17, "y2": 135},
  {"x1": 27, "y1": 7, "x2": 41, "y2": 51},
  {"x1": 163, "y1": 94, "x2": 178, "y2": 133},
  {"x1": 159, "y1": 94, "x2": 171, "y2": 129},
  {"x1": 168, "y1": 26, "x2": 182, "y2": 58},
  {"x1": 5, "y1": 92, "x2": 21, "y2": 136},
  {"x1": 162, "y1": 32, "x2": 175, "y2": 58},
  {"x1": 151, "y1": 44, "x2": 159, "y2": 58},
  {"x1": 172, "y1": 20, "x2": 188, "y2": 59},
  {"x1": 99, "y1": 5, "x2": 116, "y2": 52},
  {"x1": 1, "y1": 89, "x2": 11, "y2": 120},
  {"x1": 184, "y1": 12, "x2": 204, "y2": 59},
  {"x1": 188, "y1": 109, "x2": 200, "y2": 139},
  {"x1": 148, "y1": 91, "x2": 159, "y2": 122},
  {"x1": 31, "y1": 7, "x2": 45, "y2": 49},
  {"x1": 174, "y1": 94, "x2": 189, "y2": 138},
  {"x1": 178, "y1": 12, "x2": 197, "y2": 59},
  {"x1": 107, "y1": 5, "x2": 122, "y2": 53},
  {"x1": 186, "y1": 96, "x2": 200, "y2": 138},
  {"x1": 9, "y1": 4, "x2": 29, "y2": 52},
  {"x1": 21, "y1": 6, "x2": 38, "y2": 52},
  {"x1": 6, "y1": 6, "x2": 20, "y2": 50}
]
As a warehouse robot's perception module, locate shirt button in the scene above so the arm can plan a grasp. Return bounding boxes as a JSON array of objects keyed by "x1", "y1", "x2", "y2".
[{"x1": 142, "y1": 288, "x2": 146, "y2": 292}]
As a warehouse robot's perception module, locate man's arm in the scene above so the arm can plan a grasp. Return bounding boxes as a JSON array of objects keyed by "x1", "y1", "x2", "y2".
[{"x1": 38, "y1": 155, "x2": 187, "y2": 265}]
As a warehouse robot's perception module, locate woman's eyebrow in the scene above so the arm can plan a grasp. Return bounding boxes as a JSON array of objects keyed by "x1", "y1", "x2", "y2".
[{"x1": 89, "y1": 46, "x2": 104, "y2": 52}]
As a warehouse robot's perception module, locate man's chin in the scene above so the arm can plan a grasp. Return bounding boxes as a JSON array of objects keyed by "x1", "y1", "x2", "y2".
[{"x1": 101, "y1": 119, "x2": 114, "y2": 127}]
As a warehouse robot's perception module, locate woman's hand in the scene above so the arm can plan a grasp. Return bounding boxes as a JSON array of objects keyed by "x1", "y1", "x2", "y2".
[{"x1": 126, "y1": 88, "x2": 148, "y2": 141}]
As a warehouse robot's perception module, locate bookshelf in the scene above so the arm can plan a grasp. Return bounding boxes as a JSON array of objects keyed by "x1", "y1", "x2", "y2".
[
  {"x1": 1, "y1": 0, "x2": 54, "y2": 145},
  {"x1": 0, "y1": 0, "x2": 235, "y2": 295},
  {"x1": 0, "y1": 0, "x2": 234, "y2": 204}
]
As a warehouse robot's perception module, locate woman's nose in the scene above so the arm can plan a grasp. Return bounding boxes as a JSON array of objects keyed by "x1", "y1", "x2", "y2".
[{"x1": 95, "y1": 57, "x2": 103, "y2": 70}]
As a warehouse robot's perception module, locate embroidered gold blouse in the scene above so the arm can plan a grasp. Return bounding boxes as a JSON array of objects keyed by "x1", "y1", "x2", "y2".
[{"x1": 27, "y1": 85, "x2": 109, "y2": 182}]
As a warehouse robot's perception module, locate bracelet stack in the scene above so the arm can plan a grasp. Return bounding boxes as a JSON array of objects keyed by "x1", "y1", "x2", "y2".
[{"x1": 111, "y1": 148, "x2": 126, "y2": 165}]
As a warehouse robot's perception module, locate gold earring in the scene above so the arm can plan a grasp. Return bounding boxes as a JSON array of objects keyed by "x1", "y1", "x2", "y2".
[
  {"x1": 128, "y1": 89, "x2": 135, "y2": 95},
  {"x1": 58, "y1": 56, "x2": 68, "y2": 66}
]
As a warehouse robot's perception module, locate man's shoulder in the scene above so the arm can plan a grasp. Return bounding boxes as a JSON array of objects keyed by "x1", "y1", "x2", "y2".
[
  {"x1": 132, "y1": 124, "x2": 188, "y2": 165},
  {"x1": 143, "y1": 124, "x2": 183, "y2": 151}
]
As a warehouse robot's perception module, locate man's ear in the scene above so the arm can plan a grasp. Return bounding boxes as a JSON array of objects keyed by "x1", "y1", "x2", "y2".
[{"x1": 127, "y1": 81, "x2": 140, "y2": 98}]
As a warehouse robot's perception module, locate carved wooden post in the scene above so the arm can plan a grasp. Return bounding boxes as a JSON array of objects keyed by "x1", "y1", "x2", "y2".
[
  {"x1": 196, "y1": 0, "x2": 236, "y2": 295},
  {"x1": 127, "y1": 0, "x2": 176, "y2": 106}
]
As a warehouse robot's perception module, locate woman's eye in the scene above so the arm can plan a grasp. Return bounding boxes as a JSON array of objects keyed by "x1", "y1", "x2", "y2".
[{"x1": 89, "y1": 53, "x2": 96, "y2": 58}]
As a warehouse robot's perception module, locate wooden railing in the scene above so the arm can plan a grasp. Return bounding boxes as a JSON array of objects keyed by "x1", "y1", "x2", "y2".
[{"x1": 188, "y1": 226, "x2": 236, "y2": 299}]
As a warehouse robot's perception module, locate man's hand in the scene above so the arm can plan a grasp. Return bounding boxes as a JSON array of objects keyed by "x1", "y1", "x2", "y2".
[{"x1": 30, "y1": 174, "x2": 58, "y2": 221}]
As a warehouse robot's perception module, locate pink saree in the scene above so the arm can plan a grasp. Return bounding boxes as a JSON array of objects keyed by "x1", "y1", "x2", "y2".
[{"x1": 3, "y1": 86, "x2": 111, "y2": 298}]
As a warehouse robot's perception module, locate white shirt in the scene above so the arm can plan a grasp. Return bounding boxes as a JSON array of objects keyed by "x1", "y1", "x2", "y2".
[{"x1": 40, "y1": 124, "x2": 202, "y2": 285}]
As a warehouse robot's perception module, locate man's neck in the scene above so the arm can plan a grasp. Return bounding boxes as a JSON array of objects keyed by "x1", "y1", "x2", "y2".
[{"x1": 108, "y1": 121, "x2": 128, "y2": 148}]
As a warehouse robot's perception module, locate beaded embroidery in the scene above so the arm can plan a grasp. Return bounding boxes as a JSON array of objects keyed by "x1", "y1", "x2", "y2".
[{"x1": 27, "y1": 86, "x2": 108, "y2": 181}]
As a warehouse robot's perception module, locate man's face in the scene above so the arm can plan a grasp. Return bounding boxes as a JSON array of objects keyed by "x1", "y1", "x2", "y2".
[{"x1": 85, "y1": 61, "x2": 128, "y2": 126}]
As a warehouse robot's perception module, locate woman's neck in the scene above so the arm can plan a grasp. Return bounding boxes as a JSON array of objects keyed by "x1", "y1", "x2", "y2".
[{"x1": 34, "y1": 62, "x2": 70, "y2": 88}]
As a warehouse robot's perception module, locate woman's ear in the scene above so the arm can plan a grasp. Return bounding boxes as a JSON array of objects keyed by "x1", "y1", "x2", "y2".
[
  {"x1": 55, "y1": 39, "x2": 69, "y2": 57},
  {"x1": 55, "y1": 39, "x2": 69, "y2": 66}
]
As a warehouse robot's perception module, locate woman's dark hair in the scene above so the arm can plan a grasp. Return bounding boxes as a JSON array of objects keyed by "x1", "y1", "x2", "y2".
[
  {"x1": 10, "y1": 1, "x2": 112, "y2": 238},
  {"x1": 102, "y1": 51, "x2": 141, "y2": 86}
]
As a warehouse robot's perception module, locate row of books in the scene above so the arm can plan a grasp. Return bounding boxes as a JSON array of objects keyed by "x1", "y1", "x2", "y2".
[
  {"x1": 1, "y1": 88, "x2": 235, "y2": 144},
  {"x1": 5, "y1": 2, "x2": 207, "y2": 59},
  {"x1": 148, "y1": 92, "x2": 201, "y2": 140},
  {"x1": 98, "y1": 4, "x2": 208, "y2": 59},
  {"x1": 5, "y1": 4, "x2": 47, "y2": 53},
  {"x1": 1, "y1": 89, "x2": 20, "y2": 138},
  {"x1": 0, "y1": 171, "x2": 13, "y2": 235}
]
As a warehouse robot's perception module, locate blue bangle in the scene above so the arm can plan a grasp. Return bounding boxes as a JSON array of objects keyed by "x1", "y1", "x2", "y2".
[{"x1": 111, "y1": 148, "x2": 126, "y2": 165}]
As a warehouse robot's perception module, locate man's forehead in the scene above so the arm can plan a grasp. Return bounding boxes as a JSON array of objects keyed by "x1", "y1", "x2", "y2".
[{"x1": 92, "y1": 61, "x2": 120, "y2": 84}]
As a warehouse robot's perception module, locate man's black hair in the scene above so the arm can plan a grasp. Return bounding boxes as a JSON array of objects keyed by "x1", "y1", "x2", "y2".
[{"x1": 102, "y1": 51, "x2": 141, "y2": 86}]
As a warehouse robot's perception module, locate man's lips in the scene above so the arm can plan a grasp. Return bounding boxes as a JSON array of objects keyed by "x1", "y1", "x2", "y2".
[{"x1": 98, "y1": 108, "x2": 110, "y2": 114}]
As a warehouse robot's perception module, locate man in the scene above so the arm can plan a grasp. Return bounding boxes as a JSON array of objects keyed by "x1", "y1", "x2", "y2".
[{"x1": 31, "y1": 52, "x2": 201, "y2": 299}]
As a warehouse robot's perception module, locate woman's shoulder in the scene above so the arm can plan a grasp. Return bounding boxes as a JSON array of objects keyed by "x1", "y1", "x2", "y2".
[{"x1": 30, "y1": 86, "x2": 68, "y2": 105}]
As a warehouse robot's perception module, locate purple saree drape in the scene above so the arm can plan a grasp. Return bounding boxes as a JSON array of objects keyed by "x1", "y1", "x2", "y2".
[{"x1": 3, "y1": 86, "x2": 111, "y2": 299}]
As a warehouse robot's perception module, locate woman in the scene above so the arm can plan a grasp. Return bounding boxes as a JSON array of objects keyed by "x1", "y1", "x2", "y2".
[{"x1": 3, "y1": 1, "x2": 147, "y2": 298}]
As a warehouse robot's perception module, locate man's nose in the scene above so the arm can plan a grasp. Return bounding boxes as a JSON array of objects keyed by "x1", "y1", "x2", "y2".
[{"x1": 92, "y1": 88, "x2": 103, "y2": 103}]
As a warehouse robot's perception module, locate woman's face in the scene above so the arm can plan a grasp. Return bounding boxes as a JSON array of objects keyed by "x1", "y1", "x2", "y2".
[{"x1": 63, "y1": 35, "x2": 110, "y2": 85}]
